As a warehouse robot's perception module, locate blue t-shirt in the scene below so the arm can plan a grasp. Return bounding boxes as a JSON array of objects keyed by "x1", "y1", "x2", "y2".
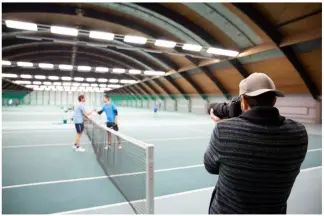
[
  {"x1": 100, "y1": 103, "x2": 117, "y2": 123},
  {"x1": 73, "y1": 104, "x2": 86, "y2": 124}
]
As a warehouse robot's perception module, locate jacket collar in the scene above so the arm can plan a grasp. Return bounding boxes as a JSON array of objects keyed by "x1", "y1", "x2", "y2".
[{"x1": 239, "y1": 106, "x2": 285, "y2": 125}]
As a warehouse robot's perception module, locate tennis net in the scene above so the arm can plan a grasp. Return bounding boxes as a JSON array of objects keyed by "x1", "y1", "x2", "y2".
[{"x1": 84, "y1": 115, "x2": 154, "y2": 214}]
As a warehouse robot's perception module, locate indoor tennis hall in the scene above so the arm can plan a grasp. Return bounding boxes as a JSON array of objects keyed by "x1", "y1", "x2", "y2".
[{"x1": 2, "y1": 2, "x2": 322, "y2": 215}]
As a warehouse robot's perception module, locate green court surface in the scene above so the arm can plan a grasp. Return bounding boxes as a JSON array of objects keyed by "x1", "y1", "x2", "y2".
[{"x1": 2, "y1": 106, "x2": 322, "y2": 214}]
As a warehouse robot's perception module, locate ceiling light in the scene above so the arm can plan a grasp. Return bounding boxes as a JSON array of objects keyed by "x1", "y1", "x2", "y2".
[
  {"x1": 95, "y1": 67, "x2": 109, "y2": 73},
  {"x1": 2, "y1": 73, "x2": 17, "y2": 78},
  {"x1": 17, "y1": 61, "x2": 33, "y2": 67},
  {"x1": 98, "y1": 78, "x2": 107, "y2": 82},
  {"x1": 61, "y1": 77, "x2": 72, "y2": 81},
  {"x1": 63, "y1": 82, "x2": 71, "y2": 86},
  {"x1": 86, "y1": 78, "x2": 96, "y2": 82},
  {"x1": 5, "y1": 20, "x2": 38, "y2": 31},
  {"x1": 120, "y1": 79, "x2": 136, "y2": 84},
  {"x1": 101, "y1": 87, "x2": 112, "y2": 91},
  {"x1": 77, "y1": 66, "x2": 91, "y2": 72},
  {"x1": 20, "y1": 74, "x2": 32, "y2": 79},
  {"x1": 72, "y1": 82, "x2": 80, "y2": 86},
  {"x1": 155, "y1": 39, "x2": 176, "y2": 48},
  {"x1": 81, "y1": 83, "x2": 90, "y2": 86},
  {"x1": 25, "y1": 85, "x2": 38, "y2": 89},
  {"x1": 50, "y1": 26, "x2": 78, "y2": 36},
  {"x1": 39, "y1": 63, "x2": 54, "y2": 69},
  {"x1": 108, "y1": 84, "x2": 121, "y2": 88},
  {"x1": 53, "y1": 82, "x2": 61, "y2": 86},
  {"x1": 144, "y1": 71, "x2": 166, "y2": 76},
  {"x1": 59, "y1": 64, "x2": 73, "y2": 71},
  {"x1": 124, "y1": 35, "x2": 147, "y2": 44},
  {"x1": 43, "y1": 82, "x2": 52, "y2": 85},
  {"x1": 35, "y1": 75, "x2": 46, "y2": 79},
  {"x1": 14, "y1": 80, "x2": 31, "y2": 84},
  {"x1": 129, "y1": 69, "x2": 141, "y2": 75},
  {"x1": 99, "y1": 84, "x2": 107, "y2": 87},
  {"x1": 89, "y1": 31, "x2": 114, "y2": 40},
  {"x1": 182, "y1": 44, "x2": 202, "y2": 52},
  {"x1": 91, "y1": 83, "x2": 98, "y2": 87},
  {"x1": 74, "y1": 77, "x2": 84, "y2": 81},
  {"x1": 33, "y1": 81, "x2": 41, "y2": 85},
  {"x1": 2, "y1": 60, "x2": 11, "y2": 66},
  {"x1": 109, "y1": 79, "x2": 119, "y2": 83},
  {"x1": 112, "y1": 68, "x2": 125, "y2": 74},
  {"x1": 206, "y1": 47, "x2": 239, "y2": 57},
  {"x1": 48, "y1": 76, "x2": 59, "y2": 80}
]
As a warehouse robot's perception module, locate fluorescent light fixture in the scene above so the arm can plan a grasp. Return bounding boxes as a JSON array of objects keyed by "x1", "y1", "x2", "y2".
[
  {"x1": 182, "y1": 44, "x2": 202, "y2": 52},
  {"x1": 95, "y1": 89, "x2": 104, "y2": 92},
  {"x1": 51, "y1": 26, "x2": 78, "y2": 36},
  {"x1": 120, "y1": 79, "x2": 136, "y2": 84},
  {"x1": 91, "y1": 83, "x2": 98, "y2": 87},
  {"x1": 43, "y1": 82, "x2": 52, "y2": 85},
  {"x1": 77, "y1": 89, "x2": 83, "y2": 92},
  {"x1": 2, "y1": 73, "x2": 17, "y2": 78},
  {"x1": 112, "y1": 68, "x2": 125, "y2": 74},
  {"x1": 77, "y1": 66, "x2": 91, "y2": 72},
  {"x1": 26, "y1": 85, "x2": 38, "y2": 88},
  {"x1": 144, "y1": 71, "x2": 166, "y2": 76},
  {"x1": 17, "y1": 61, "x2": 33, "y2": 67},
  {"x1": 33, "y1": 81, "x2": 42, "y2": 85},
  {"x1": 86, "y1": 78, "x2": 96, "y2": 82},
  {"x1": 61, "y1": 77, "x2": 72, "y2": 81},
  {"x1": 129, "y1": 69, "x2": 141, "y2": 75},
  {"x1": 48, "y1": 76, "x2": 59, "y2": 80},
  {"x1": 74, "y1": 77, "x2": 84, "y2": 81},
  {"x1": 39, "y1": 63, "x2": 54, "y2": 69},
  {"x1": 155, "y1": 39, "x2": 176, "y2": 48},
  {"x1": 109, "y1": 79, "x2": 119, "y2": 83},
  {"x1": 15, "y1": 80, "x2": 31, "y2": 84},
  {"x1": 72, "y1": 82, "x2": 80, "y2": 86},
  {"x1": 206, "y1": 47, "x2": 239, "y2": 57},
  {"x1": 59, "y1": 64, "x2": 73, "y2": 71},
  {"x1": 71, "y1": 87, "x2": 77, "y2": 91},
  {"x1": 98, "y1": 78, "x2": 107, "y2": 82},
  {"x1": 95, "y1": 67, "x2": 109, "y2": 73},
  {"x1": 101, "y1": 87, "x2": 112, "y2": 91},
  {"x1": 2, "y1": 60, "x2": 11, "y2": 66},
  {"x1": 99, "y1": 84, "x2": 107, "y2": 87},
  {"x1": 57, "y1": 89, "x2": 64, "y2": 91},
  {"x1": 21, "y1": 74, "x2": 32, "y2": 79},
  {"x1": 89, "y1": 31, "x2": 114, "y2": 40},
  {"x1": 108, "y1": 84, "x2": 122, "y2": 88},
  {"x1": 5, "y1": 20, "x2": 38, "y2": 31},
  {"x1": 35, "y1": 75, "x2": 46, "y2": 79},
  {"x1": 63, "y1": 82, "x2": 71, "y2": 86},
  {"x1": 124, "y1": 35, "x2": 147, "y2": 44},
  {"x1": 53, "y1": 82, "x2": 62, "y2": 86},
  {"x1": 81, "y1": 83, "x2": 90, "y2": 86}
]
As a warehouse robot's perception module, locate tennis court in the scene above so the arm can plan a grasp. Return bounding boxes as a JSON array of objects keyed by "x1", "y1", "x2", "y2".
[{"x1": 2, "y1": 106, "x2": 322, "y2": 214}]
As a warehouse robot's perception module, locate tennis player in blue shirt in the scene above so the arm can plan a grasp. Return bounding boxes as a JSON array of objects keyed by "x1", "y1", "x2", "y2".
[
  {"x1": 73, "y1": 95, "x2": 95, "y2": 152},
  {"x1": 97, "y1": 95, "x2": 122, "y2": 150}
]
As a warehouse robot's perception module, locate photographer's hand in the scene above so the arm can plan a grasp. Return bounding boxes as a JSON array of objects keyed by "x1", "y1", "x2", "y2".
[{"x1": 210, "y1": 108, "x2": 221, "y2": 123}]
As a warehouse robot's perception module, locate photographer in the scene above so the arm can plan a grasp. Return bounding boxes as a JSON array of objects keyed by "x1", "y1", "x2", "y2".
[{"x1": 204, "y1": 73, "x2": 308, "y2": 214}]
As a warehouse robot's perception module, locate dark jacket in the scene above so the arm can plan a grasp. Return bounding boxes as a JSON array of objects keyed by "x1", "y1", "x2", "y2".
[{"x1": 204, "y1": 106, "x2": 308, "y2": 214}]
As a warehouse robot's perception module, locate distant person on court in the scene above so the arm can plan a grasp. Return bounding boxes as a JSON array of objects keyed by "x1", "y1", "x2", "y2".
[
  {"x1": 204, "y1": 73, "x2": 308, "y2": 214},
  {"x1": 154, "y1": 102, "x2": 159, "y2": 113},
  {"x1": 97, "y1": 95, "x2": 122, "y2": 150},
  {"x1": 73, "y1": 95, "x2": 95, "y2": 152}
]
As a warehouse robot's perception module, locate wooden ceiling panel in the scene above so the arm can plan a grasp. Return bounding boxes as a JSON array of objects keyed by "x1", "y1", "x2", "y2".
[
  {"x1": 278, "y1": 13, "x2": 322, "y2": 37},
  {"x1": 296, "y1": 48, "x2": 322, "y2": 93},
  {"x1": 161, "y1": 79, "x2": 180, "y2": 95},
  {"x1": 190, "y1": 73, "x2": 221, "y2": 94},
  {"x1": 163, "y1": 3, "x2": 239, "y2": 49},
  {"x1": 150, "y1": 81, "x2": 166, "y2": 94},
  {"x1": 243, "y1": 57, "x2": 309, "y2": 94},
  {"x1": 174, "y1": 77, "x2": 197, "y2": 94},
  {"x1": 253, "y1": 3, "x2": 321, "y2": 26},
  {"x1": 140, "y1": 83, "x2": 155, "y2": 95},
  {"x1": 211, "y1": 67, "x2": 242, "y2": 94}
]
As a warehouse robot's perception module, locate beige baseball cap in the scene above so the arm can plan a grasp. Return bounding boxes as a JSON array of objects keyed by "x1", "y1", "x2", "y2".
[{"x1": 239, "y1": 73, "x2": 284, "y2": 97}]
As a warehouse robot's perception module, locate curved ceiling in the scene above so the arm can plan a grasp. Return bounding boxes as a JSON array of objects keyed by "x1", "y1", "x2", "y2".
[{"x1": 2, "y1": 3, "x2": 322, "y2": 100}]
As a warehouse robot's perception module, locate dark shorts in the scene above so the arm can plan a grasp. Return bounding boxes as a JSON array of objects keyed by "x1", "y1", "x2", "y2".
[
  {"x1": 75, "y1": 123, "x2": 84, "y2": 134},
  {"x1": 154, "y1": 108, "x2": 158, "y2": 113},
  {"x1": 107, "y1": 122, "x2": 119, "y2": 131}
]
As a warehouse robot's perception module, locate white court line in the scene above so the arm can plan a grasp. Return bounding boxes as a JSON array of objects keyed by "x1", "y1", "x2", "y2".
[
  {"x1": 52, "y1": 167, "x2": 322, "y2": 215},
  {"x1": 2, "y1": 136, "x2": 208, "y2": 149},
  {"x1": 307, "y1": 148, "x2": 322, "y2": 152},
  {"x1": 2, "y1": 164, "x2": 204, "y2": 189}
]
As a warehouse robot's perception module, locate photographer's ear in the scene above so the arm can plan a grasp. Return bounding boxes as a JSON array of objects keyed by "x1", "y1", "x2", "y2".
[{"x1": 240, "y1": 95, "x2": 249, "y2": 112}]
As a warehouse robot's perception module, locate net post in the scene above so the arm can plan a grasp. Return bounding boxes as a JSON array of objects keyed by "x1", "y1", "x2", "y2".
[{"x1": 146, "y1": 144, "x2": 154, "y2": 214}]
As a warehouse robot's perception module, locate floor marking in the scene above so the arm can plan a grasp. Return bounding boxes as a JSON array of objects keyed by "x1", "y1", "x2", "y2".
[
  {"x1": 51, "y1": 187, "x2": 215, "y2": 214},
  {"x1": 306, "y1": 148, "x2": 322, "y2": 152},
  {"x1": 2, "y1": 164, "x2": 204, "y2": 189},
  {"x1": 300, "y1": 166, "x2": 322, "y2": 172}
]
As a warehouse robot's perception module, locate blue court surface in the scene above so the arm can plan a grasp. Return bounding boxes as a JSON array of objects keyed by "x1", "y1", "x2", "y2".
[{"x1": 2, "y1": 106, "x2": 322, "y2": 214}]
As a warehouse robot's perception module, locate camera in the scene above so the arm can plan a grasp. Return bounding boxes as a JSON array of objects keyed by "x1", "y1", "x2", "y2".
[{"x1": 208, "y1": 96, "x2": 242, "y2": 119}]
